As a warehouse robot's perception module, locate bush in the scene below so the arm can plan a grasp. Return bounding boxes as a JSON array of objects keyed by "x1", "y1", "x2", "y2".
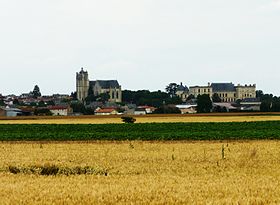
[{"x1": 121, "y1": 116, "x2": 136, "y2": 123}]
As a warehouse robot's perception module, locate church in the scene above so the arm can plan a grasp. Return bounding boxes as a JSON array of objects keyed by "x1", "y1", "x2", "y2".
[{"x1": 76, "y1": 68, "x2": 122, "y2": 103}]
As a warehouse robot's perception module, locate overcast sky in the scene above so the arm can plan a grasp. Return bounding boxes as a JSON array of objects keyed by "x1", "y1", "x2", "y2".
[{"x1": 0, "y1": 0, "x2": 279, "y2": 96}]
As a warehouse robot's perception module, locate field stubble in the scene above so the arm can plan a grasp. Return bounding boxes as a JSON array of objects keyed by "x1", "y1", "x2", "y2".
[
  {"x1": 1, "y1": 141, "x2": 280, "y2": 204},
  {"x1": 1, "y1": 114, "x2": 280, "y2": 124}
]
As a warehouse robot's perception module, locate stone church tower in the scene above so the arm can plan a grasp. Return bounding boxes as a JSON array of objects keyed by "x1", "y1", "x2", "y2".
[{"x1": 76, "y1": 68, "x2": 89, "y2": 101}]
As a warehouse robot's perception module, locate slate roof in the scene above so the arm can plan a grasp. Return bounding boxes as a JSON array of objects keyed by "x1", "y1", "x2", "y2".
[
  {"x1": 177, "y1": 85, "x2": 189, "y2": 92},
  {"x1": 211, "y1": 83, "x2": 235, "y2": 92},
  {"x1": 90, "y1": 80, "x2": 120, "y2": 89},
  {"x1": 241, "y1": 98, "x2": 261, "y2": 103}
]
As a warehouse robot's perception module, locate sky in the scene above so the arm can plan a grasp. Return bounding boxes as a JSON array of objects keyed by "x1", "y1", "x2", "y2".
[{"x1": 0, "y1": 0, "x2": 280, "y2": 96}]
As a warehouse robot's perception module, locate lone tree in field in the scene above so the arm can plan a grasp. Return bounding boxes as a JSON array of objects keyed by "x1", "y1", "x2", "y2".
[
  {"x1": 32, "y1": 85, "x2": 41, "y2": 98},
  {"x1": 197, "y1": 94, "x2": 212, "y2": 113}
]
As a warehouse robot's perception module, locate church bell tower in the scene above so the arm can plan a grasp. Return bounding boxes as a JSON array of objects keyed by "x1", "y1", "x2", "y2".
[{"x1": 76, "y1": 68, "x2": 89, "y2": 101}]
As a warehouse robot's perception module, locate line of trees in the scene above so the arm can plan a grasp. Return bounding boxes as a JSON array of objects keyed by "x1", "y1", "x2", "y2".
[{"x1": 257, "y1": 91, "x2": 280, "y2": 112}]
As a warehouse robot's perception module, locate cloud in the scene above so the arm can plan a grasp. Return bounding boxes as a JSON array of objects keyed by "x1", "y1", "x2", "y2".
[{"x1": 258, "y1": 0, "x2": 280, "y2": 11}]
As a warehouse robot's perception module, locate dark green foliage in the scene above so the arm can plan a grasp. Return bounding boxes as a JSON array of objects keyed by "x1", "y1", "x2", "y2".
[
  {"x1": 8, "y1": 165, "x2": 107, "y2": 176},
  {"x1": 1, "y1": 121, "x2": 280, "y2": 141},
  {"x1": 212, "y1": 93, "x2": 222, "y2": 102},
  {"x1": 154, "y1": 105, "x2": 181, "y2": 114},
  {"x1": 70, "y1": 102, "x2": 86, "y2": 113},
  {"x1": 166, "y1": 83, "x2": 179, "y2": 98},
  {"x1": 197, "y1": 94, "x2": 212, "y2": 113},
  {"x1": 38, "y1": 100, "x2": 46, "y2": 107},
  {"x1": 70, "y1": 92, "x2": 77, "y2": 100},
  {"x1": 40, "y1": 165, "x2": 59, "y2": 175},
  {"x1": 32, "y1": 85, "x2": 41, "y2": 98},
  {"x1": 122, "y1": 90, "x2": 182, "y2": 107},
  {"x1": 121, "y1": 116, "x2": 136, "y2": 123},
  {"x1": 8, "y1": 166, "x2": 21, "y2": 174},
  {"x1": 34, "y1": 108, "x2": 52, "y2": 116}
]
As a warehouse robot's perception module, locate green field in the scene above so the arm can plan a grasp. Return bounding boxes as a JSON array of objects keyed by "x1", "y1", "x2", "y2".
[{"x1": 1, "y1": 121, "x2": 280, "y2": 141}]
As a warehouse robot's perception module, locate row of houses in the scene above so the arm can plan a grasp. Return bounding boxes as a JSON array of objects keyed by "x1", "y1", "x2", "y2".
[{"x1": 0, "y1": 106, "x2": 71, "y2": 117}]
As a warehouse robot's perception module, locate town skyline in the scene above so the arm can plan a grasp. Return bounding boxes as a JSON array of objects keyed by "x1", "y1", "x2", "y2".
[{"x1": 0, "y1": 1, "x2": 280, "y2": 96}]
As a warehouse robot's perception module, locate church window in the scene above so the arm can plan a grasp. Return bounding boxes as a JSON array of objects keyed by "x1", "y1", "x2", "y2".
[
  {"x1": 112, "y1": 91, "x2": 115, "y2": 99},
  {"x1": 116, "y1": 91, "x2": 119, "y2": 99}
]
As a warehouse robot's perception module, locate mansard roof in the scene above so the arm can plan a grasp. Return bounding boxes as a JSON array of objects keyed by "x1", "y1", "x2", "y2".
[
  {"x1": 211, "y1": 83, "x2": 235, "y2": 92},
  {"x1": 177, "y1": 83, "x2": 189, "y2": 92},
  {"x1": 90, "y1": 80, "x2": 120, "y2": 89}
]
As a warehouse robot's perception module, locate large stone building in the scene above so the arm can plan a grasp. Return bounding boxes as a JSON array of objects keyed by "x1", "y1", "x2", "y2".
[
  {"x1": 76, "y1": 68, "x2": 122, "y2": 103},
  {"x1": 178, "y1": 82, "x2": 256, "y2": 102}
]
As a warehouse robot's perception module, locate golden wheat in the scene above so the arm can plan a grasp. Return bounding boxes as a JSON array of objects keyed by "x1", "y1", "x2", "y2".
[
  {"x1": 1, "y1": 115, "x2": 280, "y2": 124},
  {"x1": 0, "y1": 141, "x2": 280, "y2": 204}
]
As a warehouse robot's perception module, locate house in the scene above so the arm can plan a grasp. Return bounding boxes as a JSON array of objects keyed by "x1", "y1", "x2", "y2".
[
  {"x1": 137, "y1": 106, "x2": 156, "y2": 114},
  {"x1": 48, "y1": 105, "x2": 70, "y2": 116},
  {"x1": 240, "y1": 98, "x2": 261, "y2": 111},
  {"x1": 0, "y1": 107, "x2": 22, "y2": 117},
  {"x1": 176, "y1": 104, "x2": 197, "y2": 114},
  {"x1": 0, "y1": 107, "x2": 5, "y2": 116},
  {"x1": 212, "y1": 103, "x2": 238, "y2": 112},
  {"x1": 134, "y1": 108, "x2": 147, "y2": 115},
  {"x1": 95, "y1": 108, "x2": 119, "y2": 116}
]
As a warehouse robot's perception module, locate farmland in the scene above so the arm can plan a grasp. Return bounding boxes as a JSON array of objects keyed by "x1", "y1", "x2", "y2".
[
  {"x1": 1, "y1": 141, "x2": 280, "y2": 204},
  {"x1": 1, "y1": 113, "x2": 280, "y2": 124},
  {"x1": 0, "y1": 121, "x2": 280, "y2": 141},
  {"x1": 2, "y1": 114, "x2": 280, "y2": 204}
]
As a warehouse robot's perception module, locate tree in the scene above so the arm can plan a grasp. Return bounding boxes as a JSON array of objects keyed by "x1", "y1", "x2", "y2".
[
  {"x1": 38, "y1": 100, "x2": 46, "y2": 107},
  {"x1": 153, "y1": 105, "x2": 181, "y2": 114},
  {"x1": 212, "y1": 93, "x2": 221, "y2": 102},
  {"x1": 97, "y1": 93, "x2": 110, "y2": 103},
  {"x1": 186, "y1": 94, "x2": 195, "y2": 101},
  {"x1": 165, "y1": 83, "x2": 179, "y2": 98},
  {"x1": 197, "y1": 94, "x2": 212, "y2": 113},
  {"x1": 32, "y1": 85, "x2": 41, "y2": 98},
  {"x1": 70, "y1": 102, "x2": 86, "y2": 113},
  {"x1": 34, "y1": 108, "x2": 52, "y2": 116},
  {"x1": 121, "y1": 116, "x2": 136, "y2": 123},
  {"x1": 70, "y1": 92, "x2": 77, "y2": 100},
  {"x1": 256, "y1": 90, "x2": 264, "y2": 99},
  {"x1": 122, "y1": 90, "x2": 182, "y2": 108}
]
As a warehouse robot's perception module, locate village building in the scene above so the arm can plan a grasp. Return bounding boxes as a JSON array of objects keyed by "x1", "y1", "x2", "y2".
[
  {"x1": 48, "y1": 105, "x2": 71, "y2": 116},
  {"x1": 76, "y1": 68, "x2": 122, "y2": 103},
  {"x1": 0, "y1": 107, "x2": 22, "y2": 117},
  {"x1": 95, "y1": 108, "x2": 119, "y2": 116}
]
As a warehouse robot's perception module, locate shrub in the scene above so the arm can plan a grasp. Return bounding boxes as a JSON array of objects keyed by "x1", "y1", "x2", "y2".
[{"x1": 121, "y1": 116, "x2": 136, "y2": 123}]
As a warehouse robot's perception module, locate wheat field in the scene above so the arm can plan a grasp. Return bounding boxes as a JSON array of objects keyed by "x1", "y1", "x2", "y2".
[
  {"x1": 1, "y1": 141, "x2": 280, "y2": 204},
  {"x1": 1, "y1": 114, "x2": 280, "y2": 124}
]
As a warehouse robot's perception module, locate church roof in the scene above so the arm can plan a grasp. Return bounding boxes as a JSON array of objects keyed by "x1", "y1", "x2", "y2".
[
  {"x1": 90, "y1": 80, "x2": 120, "y2": 89},
  {"x1": 211, "y1": 83, "x2": 235, "y2": 92}
]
